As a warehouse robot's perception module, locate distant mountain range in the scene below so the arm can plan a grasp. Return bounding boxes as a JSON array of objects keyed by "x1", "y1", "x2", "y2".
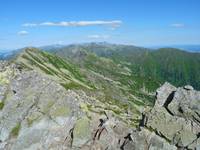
[
  {"x1": 150, "y1": 44, "x2": 200, "y2": 52},
  {"x1": 1, "y1": 43, "x2": 200, "y2": 60},
  {"x1": 1, "y1": 43, "x2": 200, "y2": 90},
  {"x1": 46, "y1": 43, "x2": 200, "y2": 90},
  {"x1": 0, "y1": 49, "x2": 20, "y2": 60},
  {"x1": 0, "y1": 51, "x2": 13, "y2": 59}
]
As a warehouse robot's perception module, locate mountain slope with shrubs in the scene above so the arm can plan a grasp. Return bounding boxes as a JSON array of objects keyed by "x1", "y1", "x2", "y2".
[{"x1": 49, "y1": 43, "x2": 200, "y2": 90}]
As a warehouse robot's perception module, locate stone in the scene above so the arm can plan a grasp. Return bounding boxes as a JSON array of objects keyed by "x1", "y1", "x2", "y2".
[
  {"x1": 154, "y1": 82, "x2": 177, "y2": 107},
  {"x1": 145, "y1": 82, "x2": 200, "y2": 149},
  {"x1": 184, "y1": 85, "x2": 194, "y2": 90}
]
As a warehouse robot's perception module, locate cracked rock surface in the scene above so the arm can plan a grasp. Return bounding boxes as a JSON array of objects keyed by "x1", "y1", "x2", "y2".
[
  {"x1": 146, "y1": 82, "x2": 200, "y2": 149},
  {"x1": 0, "y1": 61, "x2": 200, "y2": 150}
]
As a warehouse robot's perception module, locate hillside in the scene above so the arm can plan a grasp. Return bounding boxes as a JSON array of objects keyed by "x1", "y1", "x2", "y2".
[
  {"x1": 15, "y1": 48, "x2": 91, "y2": 90},
  {"x1": 12, "y1": 48, "x2": 154, "y2": 124},
  {"x1": 48, "y1": 43, "x2": 200, "y2": 90},
  {"x1": 0, "y1": 51, "x2": 200, "y2": 149}
]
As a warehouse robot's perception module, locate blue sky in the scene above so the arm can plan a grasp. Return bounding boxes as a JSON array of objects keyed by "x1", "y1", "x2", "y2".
[{"x1": 0, "y1": 0, "x2": 200, "y2": 50}]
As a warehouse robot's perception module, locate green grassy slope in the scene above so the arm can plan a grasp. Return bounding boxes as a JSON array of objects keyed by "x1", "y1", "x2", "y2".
[
  {"x1": 15, "y1": 48, "x2": 92, "y2": 90},
  {"x1": 110, "y1": 48, "x2": 200, "y2": 89},
  {"x1": 50, "y1": 43, "x2": 200, "y2": 90},
  {"x1": 14, "y1": 47, "x2": 154, "y2": 126}
]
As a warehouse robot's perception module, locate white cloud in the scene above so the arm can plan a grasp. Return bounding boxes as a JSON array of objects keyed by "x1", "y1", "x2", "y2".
[
  {"x1": 88, "y1": 34, "x2": 110, "y2": 39},
  {"x1": 22, "y1": 23, "x2": 37, "y2": 27},
  {"x1": 22, "y1": 20, "x2": 122, "y2": 28},
  {"x1": 170, "y1": 23, "x2": 185, "y2": 28},
  {"x1": 18, "y1": 31, "x2": 29, "y2": 36}
]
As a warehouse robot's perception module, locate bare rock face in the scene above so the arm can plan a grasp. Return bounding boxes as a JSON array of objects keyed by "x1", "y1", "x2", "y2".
[
  {"x1": 155, "y1": 82, "x2": 177, "y2": 107},
  {"x1": 1, "y1": 61, "x2": 200, "y2": 150},
  {"x1": 146, "y1": 82, "x2": 200, "y2": 149},
  {"x1": 0, "y1": 70, "x2": 84, "y2": 149},
  {"x1": 168, "y1": 87, "x2": 200, "y2": 120},
  {"x1": 0, "y1": 67, "x2": 134, "y2": 150},
  {"x1": 184, "y1": 85, "x2": 194, "y2": 90}
]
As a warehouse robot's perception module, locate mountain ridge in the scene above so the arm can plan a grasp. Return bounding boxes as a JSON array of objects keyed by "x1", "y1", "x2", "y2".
[
  {"x1": 45, "y1": 43, "x2": 200, "y2": 90},
  {"x1": 1, "y1": 54, "x2": 200, "y2": 149},
  {"x1": 2, "y1": 43, "x2": 200, "y2": 90}
]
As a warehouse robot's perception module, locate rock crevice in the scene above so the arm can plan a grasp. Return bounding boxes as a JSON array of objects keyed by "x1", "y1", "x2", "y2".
[{"x1": 145, "y1": 82, "x2": 200, "y2": 149}]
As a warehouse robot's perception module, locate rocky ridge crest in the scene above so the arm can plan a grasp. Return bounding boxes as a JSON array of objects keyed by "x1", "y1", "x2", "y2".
[{"x1": 0, "y1": 60, "x2": 200, "y2": 149}]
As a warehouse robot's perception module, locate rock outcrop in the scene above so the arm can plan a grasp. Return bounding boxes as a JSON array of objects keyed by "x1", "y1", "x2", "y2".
[
  {"x1": 0, "y1": 66, "x2": 134, "y2": 150},
  {"x1": 145, "y1": 82, "x2": 200, "y2": 149},
  {"x1": 1, "y1": 59, "x2": 200, "y2": 150}
]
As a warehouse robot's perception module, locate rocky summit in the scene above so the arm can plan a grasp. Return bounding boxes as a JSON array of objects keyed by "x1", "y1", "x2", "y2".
[{"x1": 0, "y1": 48, "x2": 200, "y2": 150}]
